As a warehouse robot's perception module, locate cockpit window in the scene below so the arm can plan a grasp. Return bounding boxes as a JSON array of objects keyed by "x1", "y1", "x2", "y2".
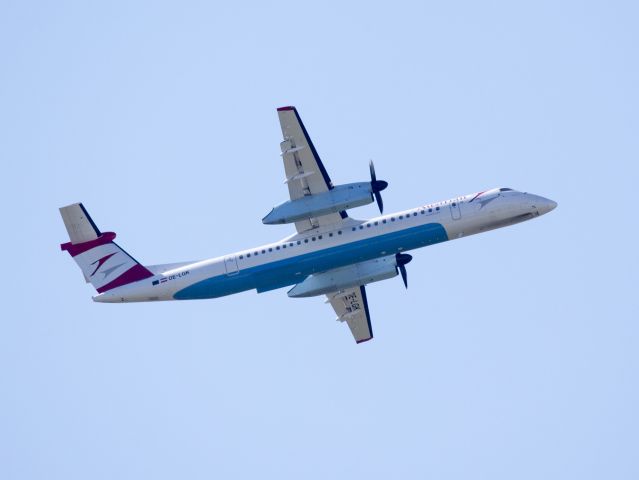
[{"x1": 500, "y1": 188, "x2": 513, "y2": 192}]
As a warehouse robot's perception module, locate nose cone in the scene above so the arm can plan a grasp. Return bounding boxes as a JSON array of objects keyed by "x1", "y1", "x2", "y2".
[{"x1": 535, "y1": 197, "x2": 558, "y2": 215}]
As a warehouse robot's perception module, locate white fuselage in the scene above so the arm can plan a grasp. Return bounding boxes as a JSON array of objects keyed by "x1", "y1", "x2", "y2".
[{"x1": 93, "y1": 188, "x2": 556, "y2": 303}]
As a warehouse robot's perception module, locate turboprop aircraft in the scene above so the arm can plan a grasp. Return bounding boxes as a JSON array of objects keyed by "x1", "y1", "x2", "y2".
[{"x1": 60, "y1": 106, "x2": 557, "y2": 343}]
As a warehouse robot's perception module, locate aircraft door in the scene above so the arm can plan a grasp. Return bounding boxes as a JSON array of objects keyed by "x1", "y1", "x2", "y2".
[
  {"x1": 224, "y1": 255, "x2": 239, "y2": 275},
  {"x1": 450, "y1": 201, "x2": 462, "y2": 220}
]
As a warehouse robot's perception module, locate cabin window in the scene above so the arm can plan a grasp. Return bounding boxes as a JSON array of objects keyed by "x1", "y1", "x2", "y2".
[
  {"x1": 452, "y1": 202, "x2": 457, "y2": 207},
  {"x1": 391, "y1": 217, "x2": 395, "y2": 221},
  {"x1": 239, "y1": 255, "x2": 243, "y2": 259},
  {"x1": 436, "y1": 207, "x2": 440, "y2": 211},
  {"x1": 297, "y1": 241, "x2": 301, "y2": 245},
  {"x1": 338, "y1": 230, "x2": 342, "y2": 235},
  {"x1": 282, "y1": 245, "x2": 286, "y2": 249},
  {"x1": 428, "y1": 208, "x2": 432, "y2": 213},
  {"x1": 366, "y1": 224, "x2": 371, "y2": 228},
  {"x1": 318, "y1": 235, "x2": 323, "y2": 240},
  {"x1": 254, "y1": 252, "x2": 258, "y2": 256},
  {"x1": 413, "y1": 212, "x2": 417, "y2": 216},
  {"x1": 268, "y1": 248, "x2": 272, "y2": 252},
  {"x1": 383, "y1": 219, "x2": 387, "y2": 224},
  {"x1": 262, "y1": 250, "x2": 266, "y2": 254},
  {"x1": 276, "y1": 246, "x2": 280, "y2": 250},
  {"x1": 329, "y1": 232, "x2": 333, "y2": 237},
  {"x1": 359, "y1": 225, "x2": 364, "y2": 230},
  {"x1": 304, "y1": 239, "x2": 309, "y2": 243},
  {"x1": 352, "y1": 227, "x2": 356, "y2": 231},
  {"x1": 312, "y1": 237, "x2": 316, "y2": 241},
  {"x1": 374, "y1": 221, "x2": 378, "y2": 226}
]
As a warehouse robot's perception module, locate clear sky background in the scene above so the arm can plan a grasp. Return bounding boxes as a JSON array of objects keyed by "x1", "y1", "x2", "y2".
[{"x1": 1, "y1": 1, "x2": 638, "y2": 478}]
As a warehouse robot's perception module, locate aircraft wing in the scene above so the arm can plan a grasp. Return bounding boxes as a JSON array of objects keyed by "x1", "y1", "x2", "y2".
[
  {"x1": 326, "y1": 285, "x2": 373, "y2": 344},
  {"x1": 277, "y1": 106, "x2": 347, "y2": 233}
]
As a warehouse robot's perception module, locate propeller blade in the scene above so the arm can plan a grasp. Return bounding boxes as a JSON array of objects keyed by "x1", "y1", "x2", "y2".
[
  {"x1": 395, "y1": 253, "x2": 412, "y2": 289},
  {"x1": 374, "y1": 191, "x2": 384, "y2": 214},
  {"x1": 369, "y1": 160, "x2": 388, "y2": 213},
  {"x1": 399, "y1": 264, "x2": 408, "y2": 288},
  {"x1": 369, "y1": 159, "x2": 377, "y2": 183}
]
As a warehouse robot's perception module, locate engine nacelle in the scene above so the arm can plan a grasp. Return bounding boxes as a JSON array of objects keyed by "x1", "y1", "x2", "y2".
[
  {"x1": 287, "y1": 255, "x2": 399, "y2": 298},
  {"x1": 262, "y1": 182, "x2": 373, "y2": 225}
]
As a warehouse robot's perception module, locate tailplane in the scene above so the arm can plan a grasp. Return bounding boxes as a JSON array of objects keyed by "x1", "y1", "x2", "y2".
[{"x1": 59, "y1": 203, "x2": 153, "y2": 293}]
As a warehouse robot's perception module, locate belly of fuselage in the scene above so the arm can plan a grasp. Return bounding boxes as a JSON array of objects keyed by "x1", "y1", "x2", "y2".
[{"x1": 173, "y1": 222, "x2": 449, "y2": 300}]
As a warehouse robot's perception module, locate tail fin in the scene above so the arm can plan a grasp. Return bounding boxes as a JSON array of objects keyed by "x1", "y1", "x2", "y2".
[{"x1": 59, "y1": 203, "x2": 153, "y2": 293}]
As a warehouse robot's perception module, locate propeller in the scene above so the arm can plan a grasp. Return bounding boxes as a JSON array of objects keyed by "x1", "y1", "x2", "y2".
[
  {"x1": 369, "y1": 160, "x2": 388, "y2": 214},
  {"x1": 395, "y1": 253, "x2": 412, "y2": 288}
]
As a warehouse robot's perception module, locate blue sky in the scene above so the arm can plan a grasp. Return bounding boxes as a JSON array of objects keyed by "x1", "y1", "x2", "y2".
[{"x1": 1, "y1": 1, "x2": 638, "y2": 478}]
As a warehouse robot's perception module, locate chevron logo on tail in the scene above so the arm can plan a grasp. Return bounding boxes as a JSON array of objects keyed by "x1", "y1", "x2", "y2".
[{"x1": 90, "y1": 252, "x2": 118, "y2": 277}]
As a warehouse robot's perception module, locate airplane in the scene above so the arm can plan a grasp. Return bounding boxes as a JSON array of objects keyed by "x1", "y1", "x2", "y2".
[{"x1": 59, "y1": 106, "x2": 557, "y2": 343}]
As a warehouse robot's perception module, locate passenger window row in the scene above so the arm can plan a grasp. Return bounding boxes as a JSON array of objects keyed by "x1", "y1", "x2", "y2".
[
  {"x1": 350, "y1": 207, "x2": 442, "y2": 232},
  {"x1": 238, "y1": 230, "x2": 345, "y2": 259},
  {"x1": 238, "y1": 203, "x2": 456, "y2": 260}
]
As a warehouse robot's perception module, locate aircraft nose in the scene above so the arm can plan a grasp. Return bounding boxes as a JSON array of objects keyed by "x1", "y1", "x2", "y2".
[{"x1": 535, "y1": 197, "x2": 558, "y2": 215}]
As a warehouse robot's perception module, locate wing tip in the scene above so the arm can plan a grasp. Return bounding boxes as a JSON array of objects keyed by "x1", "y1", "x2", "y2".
[
  {"x1": 356, "y1": 337, "x2": 373, "y2": 344},
  {"x1": 277, "y1": 105, "x2": 295, "y2": 111}
]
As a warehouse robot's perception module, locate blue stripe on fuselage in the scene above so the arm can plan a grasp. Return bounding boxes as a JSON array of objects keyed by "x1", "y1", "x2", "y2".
[{"x1": 173, "y1": 222, "x2": 449, "y2": 300}]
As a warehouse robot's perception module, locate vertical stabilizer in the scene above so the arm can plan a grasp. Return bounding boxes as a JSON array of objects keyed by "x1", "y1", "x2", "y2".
[
  {"x1": 59, "y1": 203, "x2": 101, "y2": 244},
  {"x1": 59, "y1": 203, "x2": 153, "y2": 293}
]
